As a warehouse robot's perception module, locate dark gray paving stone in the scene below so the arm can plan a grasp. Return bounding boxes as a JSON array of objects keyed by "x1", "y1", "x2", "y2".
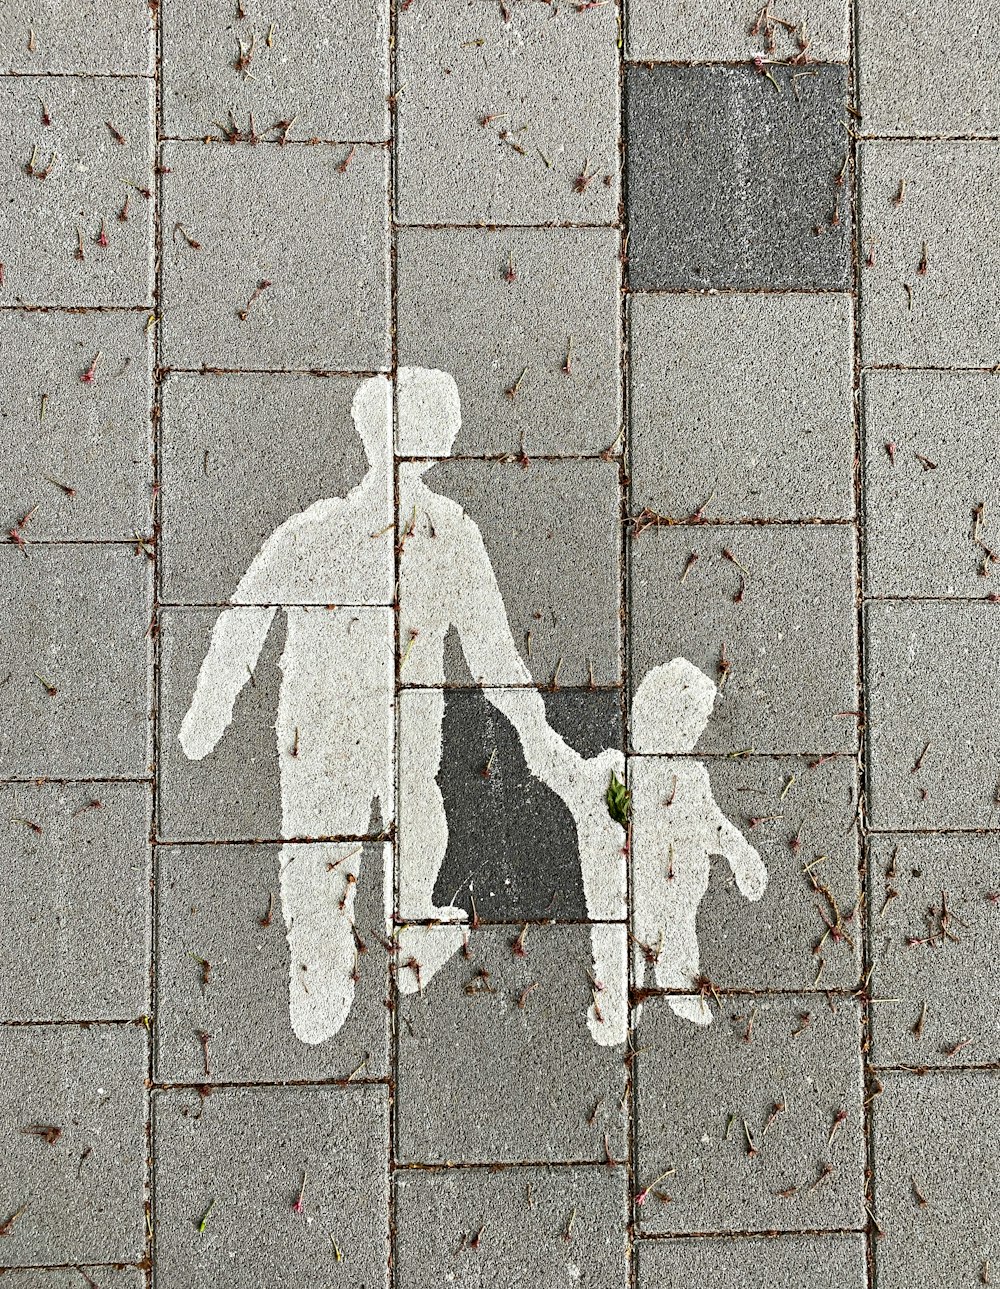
[
  {"x1": 155, "y1": 841, "x2": 390, "y2": 1082},
  {"x1": 396, "y1": 0, "x2": 618, "y2": 225},
  {"x1": 0, "y1": 77, "x2": 154, "y2": 306},
  {"x1": 873, "y1": 1070, "x2": 999, "y2": 1289},
  {"x1": 162, "y1": 0, "x2": 389, "y2": 141},
  {"x1": 0, "y1": 311, "x2": 153, "y2": 541},
  {"x1": 859, "y1": 141, "x2": 1000, "y2": 367},
  {"x1": 866, "y1": 601, "x2": 1000, "y2": 829},
  {"x1": 161, "y1": 141, "x2": 389, "y2": 371},
  {"x1": 863, "y1": 370, "x2": 1000, "y2": 598},
  {"x1": 636, "y1": 1233, "x2": 866, "y2": 1287},
  {"x1": 430, "y1": 688, "x2": 622, "y2": 922},
  {"x1": 408, "y1": 459, "x2": 621, "y2": 688},
  {"x1": 397, "y1": 924, "x2": 627, "y2": 1164},
  {"x1": 630, "y1": 526, "x2": 858, "y2": 755},
  {"x1": 625, "y1": 64, "x2": 850, "y2": 291},
  {"x1": 632, "y1": 754, "x2": 861, "y2": 992},
  {"x1": 629, "y1": 293, "x2": 854, "y2": 522},
  {"x1": 869, "y1": 833, "x2": 1000, "y2": 1067},
  {"x1": 153, "y1": 1085, "x2": 389, "y2": 1289},
  {"x1": 635, "y1": 996, "x2": 865, "y2": 1234},
  {"x1": 0, "y1": 782, "x2": 149, "y2": 1022},
  {"x1": 397, "y1": 227, "x2": 621, "y2": 457},
  {"x1": 0, "y1": 545, "x2": 151, "y2": 779},
  {"x1": 0, "y1": 4, "x2": 152, "y2": 74},
  {"x1": 161, "y1": 372, "x2": 366, "y2": 604},
  {"x1": 628, "y1": 0, "x2": 849, "y2": 61},
  {"x1": 0, "y1": 1024, "x2": 146, "y2": 1266},
  {"x1": 395, "y1": 1165, "x2": 628, "y2": 1288}
]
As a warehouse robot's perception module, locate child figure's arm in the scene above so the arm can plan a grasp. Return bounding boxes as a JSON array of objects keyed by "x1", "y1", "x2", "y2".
[{"x1": 711, "y1": 806, "x2": 768, "y2": 902}]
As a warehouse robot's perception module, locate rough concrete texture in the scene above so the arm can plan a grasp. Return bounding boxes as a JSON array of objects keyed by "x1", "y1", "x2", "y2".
[
  {"x1": 0, "y1": 1272, "x2": 143, "y2": 1289},
  {"x1": 630, "y1": 525, "x2": 859, "y2": 755},
  {"x1": 153, "y1": 1085, "x2": 390, "y2": 1289},
  {"x1": 0, "y1": 77, "x2": 154, "y2": 306},
  {"x1": 626, "y1": 63, "x2": 851, "y2": 291},
  {"x1": 0, "y1": 5, "x2": 152, "y2": 75},
  {"x1": 161, "y1": 141, "x2": 390, "y2": 371},
  {"x1": 396, "y1": 924, "x2": 628, "y2": 1164},
  {"x1": 859, "y1": 141, "x2": 1000, "y2": 367},
  {"x1": 395, "y1": 1165, "x2": 629, "y2": 1288},
  {"x1": 635, "y1": 996, "x2": 865, "y2": 1234},
  {"x1": 629, "y1": 292, "x2": 855, "y2": 521},
  {"x1": 397, "y1": 226, "x2": 622, "y2": 456},
  {"x1": 866, "y1": 601, "x2": 1000, "y2": 829},
  {"x1": 0, "y1": 1024, "x2": 146, "y2": 1266},
  {"x1": 873, "y1": 1070, "x2": 1000, "y2": 1289},
  {"x1": 637, "y1": 1233, "x2": 867, "y2": 1287},
  {"x1": 162, "y1": 0, "x2": 389, "y2": 141},
  {"x1": 863, "y1": 369, "x2": 1000, "y2": 597},
  {"x1": 628, "y1": 0, "x2": 850, "y2": 62},
  {"x1": 396, "y1": 0, "x2": 619, "y2": 225},
  {"x1": 0, "y1": 782, "x2": 150, "y2": 1022}
]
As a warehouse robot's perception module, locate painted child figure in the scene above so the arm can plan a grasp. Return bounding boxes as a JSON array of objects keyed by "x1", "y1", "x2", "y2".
[{"x1": 629, "y1": 658, "x2": 768, "y2": 1025}]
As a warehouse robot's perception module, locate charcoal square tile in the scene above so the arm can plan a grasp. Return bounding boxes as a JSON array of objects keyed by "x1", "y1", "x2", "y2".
[
  {"x1": 629, "y1": 293, "x2": 854, "y2": 521},
  {"x1": 873, "y1": 1070, "x2": 999, "y2": 1288},
  {"x1": 162, "y1": 0, "x2": 389, "y2": 141},
  {"x1": 0, "y1": 545, "x2": 151, "y2": 779},
  {"x1": 153, "y1": 1085, "x2": 389, "y2": 1289},
  {"x1": 636, "y1": 1233, "x2": 867, "y2": 1288},
  {"x1": 0, "y1": 1024, "x2": 146, "y2": 1266},
  {"x1": 0, "y1": 4, "x2": 152, "y2": 74},
  {"x1": 866, "y1": 601, "x2": 1000, "y2": 829},
  {"x1": 869, "y1": 834, "x2": 1000, "y2": 1067},
  {"x1": 630, "y1": 525, "x2": 859, "y2": 755},
  {"x1": 161, "y1": 141, "x2": 390, "y2": 371},
  {"x1": 628, "y1": 0, "x2": 849, "y2": 61},
  {"x1": 396, "y1": 0, "x2": 619, "y2": 225},
  {"x1": 400, "y1": 459, "x2": 621, "y2": 689},
  {"x1": 0, "y1": 782, "x2": 149, "y2": 1022},
  {"x1": 0, "y1": 77, "x2": 154, "y2": 306},
  {"x1": 396, "y1": 227, "x2": 622, "y2": 456},
  {"x1": 155, "y1": 841, "x2": 390, "y2": 1082},
  {"x1": 635, "y1": 996, "x2": 865, "y2": 1233},
  {"x1": 161, "y1": 372, "x2": 368, "y2": 604},
  {"x1": 396, "y1": 1165, "x2": 628, "y2": 1287},
  {"x1": 863, "y1": 371, "x2": 1000, "y2": 597},
  {"x1": 396, "y1": 924, "x2": 628, "y2": 1164},
  {"x1": 859, "y1": 141, "x2": 1000, "y2": 367},
  {"x1": 625, "y1": 63, "x2": 850, "y2": 291},
  {"x1": 0, "y1": 311, "x2": 153, "y2": 540}
]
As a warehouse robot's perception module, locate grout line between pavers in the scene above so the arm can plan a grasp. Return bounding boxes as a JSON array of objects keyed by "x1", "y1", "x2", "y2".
[{"x1": 635, "y1": 1226, "x2": 868, "y2": 1241}]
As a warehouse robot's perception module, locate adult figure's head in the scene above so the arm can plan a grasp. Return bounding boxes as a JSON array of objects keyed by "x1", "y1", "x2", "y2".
[
  {"x1": 396, "y1": 367, "x2": 461, "y2": 459},
  {"x1": 632, "y1": 658, "x2": 717, "y2": 754}
]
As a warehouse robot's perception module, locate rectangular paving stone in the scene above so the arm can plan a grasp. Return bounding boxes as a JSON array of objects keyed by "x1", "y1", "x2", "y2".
[
  {"x1": 395, "y1": 1165, "x2": 628, "y2": 1288},
  {"x1": 859, "y1": 141, "x2": 1000, "y2": 367},
  {"x1": 866, "y1": 601, "x2": 1000, "y2": 829},
  {"x1": 401, "y1": 459, "x2": 621, "y2": 689},
  {"x1": 635, "y1": 996, "x2": 865, "y2": 1234},
  {"x1": 636, "y1": 1233, "x2": 867, "y2": 1288},
  {"x1": 857, "y1": 0, "x2": 1000, "y2": 136},
  {"x1": 0, "y1": 77, "x2": 154, "y2": 306},
  {"x1": 0, "y1": 310, "x2": 153, "y2": 541},
  {"x1": 155, "y1": 841, "x2": 390, "y2": 1082},
  {"x1": 0, "y1": 545, "x2": 151, "y2": 779},
  {"x1": 626, "y1": 64, "x2": 850, "y2": 291},
  {"x1": 161, "y1": 141, "x2": 389, "y2": 371},
  {"x1": 396, "y1": 0, "x2": 619, "y2": 225},
  {"x1": 0, "y1": 4, "x2": 152, "y2": 74},
  {"x1": 0, "y1": 1024, "x2": 146, "y2": 1266},
  {"x1": 863, "y1": 370, "x2": 1000, "y2": 597},
  {"x1": 630, "y1": 525, "x2": 859, "y2": 755},
  {"x1": 153, "y1": 1085, "x2": 389, "y2": 1289},
  {"x1": 396, "y1": 924, "x2": 628, "y2": 1164},
  {"x1": 162, "y1": 0, "x2": 389, "y2": 142},
  {"x1": 869, "y1": 833, "x2": 1000, "y2": 1067},
  {"x1": 0, "y1": 782, "x2": 149, "y2": 1022},
  {"x1": 629, "y1": 293, "x2": 854, "y2": 522},
  {"x1": 396, "y1": 227, "x2": 622, "y2": 457},
  {"x1": 631, "y1": 754, "x2": 861, "y2": 994},
  {"x1": 873, "y1": 1070, "x2": 999, "y2": 1288},
  {"x1": 628, "y1": 0, "x2": 849, "y2": 62},
  {"x1": 161, "y1": 372, "x2": 367, "y2": 604},
  {"x1": 0, "y1": 1272, "x2": 143, "y2": 1289}
]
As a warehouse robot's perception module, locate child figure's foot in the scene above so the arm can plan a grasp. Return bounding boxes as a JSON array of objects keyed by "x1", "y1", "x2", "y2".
[{"x1": 668, "y1": 994, "x2": 713, "y2": 1027}]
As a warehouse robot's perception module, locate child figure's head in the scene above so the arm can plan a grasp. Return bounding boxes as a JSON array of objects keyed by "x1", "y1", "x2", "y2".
[{"x1": 631, "y1": 658, "x2": 717, "y2": 754}]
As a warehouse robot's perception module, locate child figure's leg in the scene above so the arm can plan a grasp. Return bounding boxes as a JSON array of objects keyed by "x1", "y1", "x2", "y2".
[{"x1": 654, "y1": 891, "x2": 712, "y2": 1027}]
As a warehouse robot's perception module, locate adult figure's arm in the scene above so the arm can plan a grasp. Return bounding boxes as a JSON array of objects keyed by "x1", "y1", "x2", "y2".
[{"x1": 179, "y1": 604, "x2": 277, "y2": 759}]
